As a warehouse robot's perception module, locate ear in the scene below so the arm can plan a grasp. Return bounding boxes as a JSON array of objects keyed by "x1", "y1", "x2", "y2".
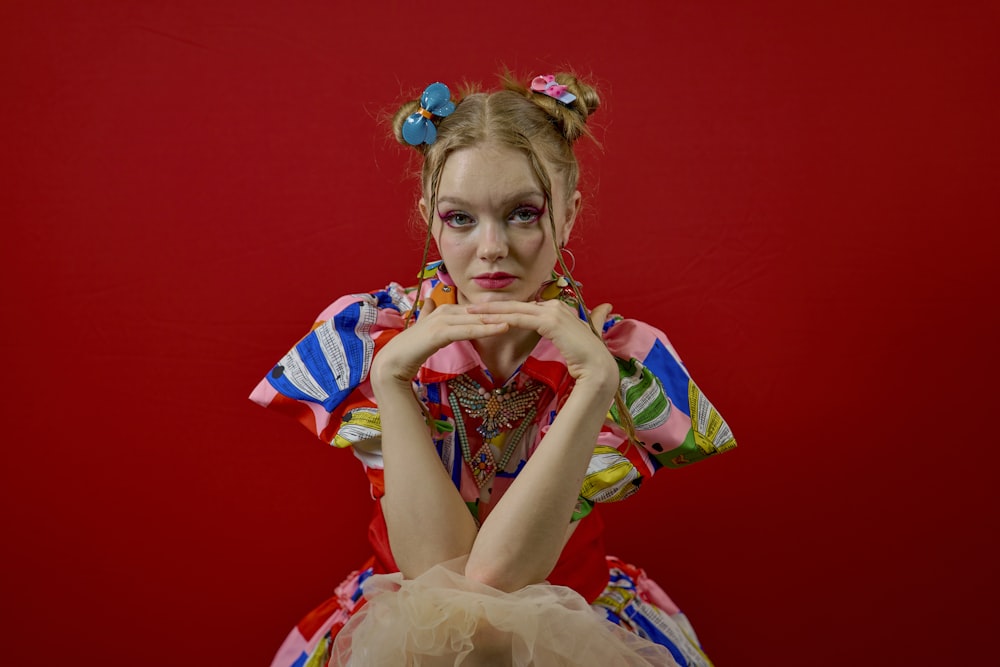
[
  {"x1": 419, "y1": 197, "x2": 442, "y2": 253},
  {"x1": 418, "y1": 197, "x2": 430, "y2": 225},
  {"x1": 559, "y1": 190, "x2": 582, "y2": 246}
]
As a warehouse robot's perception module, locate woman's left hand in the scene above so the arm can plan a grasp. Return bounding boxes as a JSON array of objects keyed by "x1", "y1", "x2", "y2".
[{"x1": 467, "y1": 300, "x2": 618, "y2": 391}]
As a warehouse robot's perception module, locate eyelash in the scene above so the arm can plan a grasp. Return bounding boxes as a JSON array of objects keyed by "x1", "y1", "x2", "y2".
[
  {"x1": 439, "y1": 206, "x2": 544, "y2": 228},
  {"x1": 440, "y1": 211, "x2": 474, "y2": 228},
  {"x1": 510, "y1": 206, "x2": 543, "y2": 225}
]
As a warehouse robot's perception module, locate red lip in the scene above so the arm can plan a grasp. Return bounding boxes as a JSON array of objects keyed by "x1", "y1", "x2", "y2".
[{"x1": 472, "y1": 272, "x2": 516, "y2": 289}]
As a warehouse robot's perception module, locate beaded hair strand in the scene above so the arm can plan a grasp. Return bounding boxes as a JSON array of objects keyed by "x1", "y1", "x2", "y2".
[
  {"x1": 524, "y1": 150, "x2": 641, "y2": 449},
  {"x1": 407, "y1": 156, "x2": 447, "y2": 324}
]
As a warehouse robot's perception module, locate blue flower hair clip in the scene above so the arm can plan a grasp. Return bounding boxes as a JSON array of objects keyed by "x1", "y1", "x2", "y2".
[{"x1": 402, "y1": 82, "x2": 455, "y2": 146}]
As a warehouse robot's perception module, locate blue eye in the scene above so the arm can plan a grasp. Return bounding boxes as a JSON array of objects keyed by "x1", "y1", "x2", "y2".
[
  {"x1": 441, "y1": 211, "x2": 474, "y2": 228},
  {"x1": 509, "y1": 207, "x2": 542, "y2": 225}
]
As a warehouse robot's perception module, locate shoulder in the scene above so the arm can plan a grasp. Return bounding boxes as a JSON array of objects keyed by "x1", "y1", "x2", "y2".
[
  {"x1": 600, "y1": 313, "x2": 694, "y2": 434},
  {"x1": 313, "y1": 282, "x2": 415, "y2": 329},
  {"x1": 601, "y1": 314, "x2": 687, "y2": 377},
  {"x1": 251, "y1": 282, "x2": 414, "y2": 415}
]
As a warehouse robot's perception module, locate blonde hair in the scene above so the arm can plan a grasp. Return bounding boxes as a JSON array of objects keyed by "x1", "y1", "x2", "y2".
[
  {"x1": 391, "y1": 71, "x2": 599, "y2": 303},
  {"x1": 391, "y1": 71, "x2": 638, "y2": 445}
]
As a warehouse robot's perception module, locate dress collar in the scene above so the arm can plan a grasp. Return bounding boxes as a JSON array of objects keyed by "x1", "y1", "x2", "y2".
[
  {"x1": 413, "y1": 272, "x2": 579, "y2": 394},
  {"x1": 417, "y1": 335, "x2": 572, "y2": 395}
]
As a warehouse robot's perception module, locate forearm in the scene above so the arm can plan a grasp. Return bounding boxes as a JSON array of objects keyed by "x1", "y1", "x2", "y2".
[
  {"x1": 373, "y1": 376, "x2": 479, "y2": 578},
  {"x1": 465, "y1": 377, "x2": 617, "y2": 591}
]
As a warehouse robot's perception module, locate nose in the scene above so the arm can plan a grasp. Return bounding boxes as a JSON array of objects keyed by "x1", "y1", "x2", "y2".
[{"x1": 477, "y1": 220, "x2": 508, "y2": 261}]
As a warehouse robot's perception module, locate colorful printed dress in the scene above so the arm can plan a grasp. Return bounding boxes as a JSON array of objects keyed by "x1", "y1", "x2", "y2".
[{"x1": 250, "y1": 272, "x2": 736, "y2": 666}]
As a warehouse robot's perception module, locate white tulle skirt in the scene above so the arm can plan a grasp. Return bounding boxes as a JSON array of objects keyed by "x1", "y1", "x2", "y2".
[{"x1": 328, "y1": 558, "x2": 680, "y2": 666}]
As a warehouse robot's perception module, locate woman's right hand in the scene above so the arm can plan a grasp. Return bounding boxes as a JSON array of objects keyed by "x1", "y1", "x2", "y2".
[
  {"x1": 369, "y1": 298, "x2": 510, "y2": 387},
  {"x1": 372, "y1": 297, "x2": 488, "y2": 575}
]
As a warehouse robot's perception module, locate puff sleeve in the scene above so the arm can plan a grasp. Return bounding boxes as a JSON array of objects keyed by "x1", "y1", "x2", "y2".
[
  {"x1": 248, "y1": 283, "x2": 414, "y2": 495},
  {"x1": 574, "y1": 316, "x2": 736, "y2": 513},
  {"x1": 605, "y1": 317, "x2": 736, "y2": 468}
]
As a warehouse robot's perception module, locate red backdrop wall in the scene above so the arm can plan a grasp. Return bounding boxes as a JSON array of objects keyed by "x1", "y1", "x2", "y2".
[{"x1": 2, "y1": 1, "x2": 997, "y2": 664}]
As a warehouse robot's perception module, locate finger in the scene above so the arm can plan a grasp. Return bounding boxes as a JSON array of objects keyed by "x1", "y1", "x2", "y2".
[
  {"x1": 466, "y1": 300, "x2": 541, "y2": 315},
  {"x1": 589, "y1": 303, "x2": 613, "y2": 327},
  {"x1": 420, "y1": 297, "x2": 437, "y2": 317},
  {"x1": 477, "y1": 311, "x2": 557, "y2": 333},
  {"x1": 443, "y1": 322, "x2": 509, "y2": 342}
]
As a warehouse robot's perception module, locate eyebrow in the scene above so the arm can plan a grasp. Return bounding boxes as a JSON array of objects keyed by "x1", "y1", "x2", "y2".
[{"x1": 436, "y1": 190, "x2": 545, "y2": 209}]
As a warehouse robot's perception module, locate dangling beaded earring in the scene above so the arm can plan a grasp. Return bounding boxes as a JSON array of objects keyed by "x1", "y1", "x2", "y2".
[
  {"x1": 558, "y1": 245, "x2": 577, "y2": 274},
  {"x1": 437, "y1": 262, "x2": 455, "y2": 287},
  {"x1": 537, "y1": 245, "x2": 579, "y2": 308}
]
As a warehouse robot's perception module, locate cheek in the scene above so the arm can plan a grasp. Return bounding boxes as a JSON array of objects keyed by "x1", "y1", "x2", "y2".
[
  {"x1": 515, "y1": 232, "x2": 554, "y2": 261},
  {"x1": 436, "y1": 232, "x2": 471, "y2": 264}
]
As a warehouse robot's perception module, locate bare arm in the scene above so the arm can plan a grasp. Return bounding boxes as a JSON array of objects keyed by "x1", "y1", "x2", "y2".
[
  {"x1": 371, "y1": 298, "x2": 617, "y2": 588},
  {"x1": 463, "y1": 300, "x2": 618, "y2": 591},
  {"x1": 369, "y1": 301, "x2": 506, "y2": 578}
]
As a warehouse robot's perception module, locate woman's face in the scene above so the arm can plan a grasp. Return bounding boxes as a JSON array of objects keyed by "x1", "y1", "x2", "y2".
[{"x1": 421, "y1": 142, "x2": 580, "y2": 306}]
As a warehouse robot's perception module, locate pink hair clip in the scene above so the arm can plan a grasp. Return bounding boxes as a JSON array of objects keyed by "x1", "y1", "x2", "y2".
[{"x1": 530, "y1": 74, "x2": 577, "y2": 105}]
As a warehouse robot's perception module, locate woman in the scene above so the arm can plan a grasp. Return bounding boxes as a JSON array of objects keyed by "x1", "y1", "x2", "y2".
[{"x1": 251, "y1": 72, "x2": 736, "y2": 666}]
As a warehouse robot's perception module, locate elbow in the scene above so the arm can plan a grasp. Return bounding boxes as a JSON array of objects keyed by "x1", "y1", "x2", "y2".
[
  {"x1": 464, "y1": 562, "x2": 521, "y2": 592},
  {"x1": 464, "y1": 557, "x2": 549, "y2": 593}
]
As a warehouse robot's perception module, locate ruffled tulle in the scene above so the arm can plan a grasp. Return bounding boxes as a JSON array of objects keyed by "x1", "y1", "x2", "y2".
[{"x1": 328, "y1": 558, "x2": 680, "y2": 666}]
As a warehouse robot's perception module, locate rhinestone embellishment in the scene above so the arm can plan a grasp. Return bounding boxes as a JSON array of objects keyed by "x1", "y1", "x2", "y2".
[{"x1": 447, "y1": 375, "x2": 544, "y2": 488}]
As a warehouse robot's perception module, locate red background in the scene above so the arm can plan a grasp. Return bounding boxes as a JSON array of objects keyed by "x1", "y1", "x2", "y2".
[{"x1": 2, "y1": 1, "x2": 997, "y2": 665}]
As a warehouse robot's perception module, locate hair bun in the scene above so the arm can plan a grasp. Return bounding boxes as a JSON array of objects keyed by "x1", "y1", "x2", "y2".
[
  {"x1": 504, "y1": 71, "x2": 600, "y2": 144},
  {"x1": 392, "y1": 99, "x2": 436, "y2": 152}
]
